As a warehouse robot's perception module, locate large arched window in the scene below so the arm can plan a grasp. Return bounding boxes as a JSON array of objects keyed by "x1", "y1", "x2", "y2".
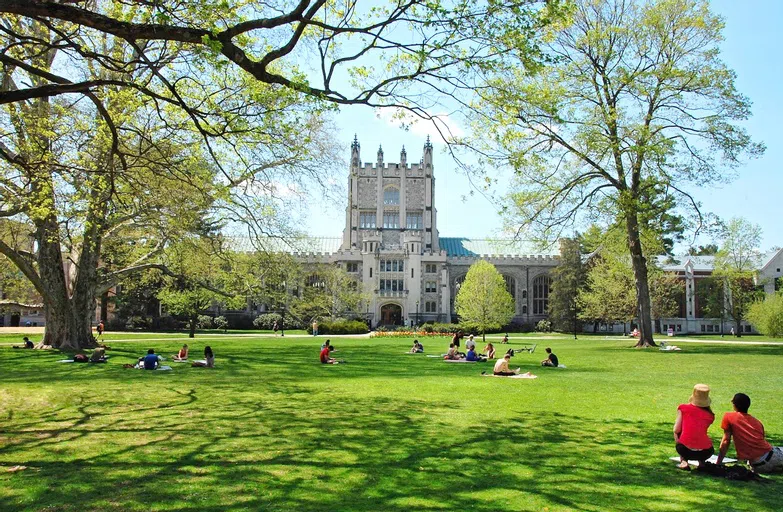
[
  {"x1": 502, "y1": 275, "x2": 516, "y2": 300},
  {"x1": 532, "y1": 275, "x2": 552, "y2": 315},
  {"x1": 383, "y1": 188, "x2": 400, "y2": 205}
]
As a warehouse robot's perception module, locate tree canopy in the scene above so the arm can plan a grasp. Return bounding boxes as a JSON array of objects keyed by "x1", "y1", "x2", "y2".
[
  {"x1": 454, "y1": 260, "x2": 514, "y2": 341},
  {"x1": 462, "y1": 0, "x2": 763, "y2": 346}
]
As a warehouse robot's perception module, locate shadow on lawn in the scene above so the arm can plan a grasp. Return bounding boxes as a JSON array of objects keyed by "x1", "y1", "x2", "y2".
[{"x1": 1, "y1": 390, "x2": 779, "y2": 512}]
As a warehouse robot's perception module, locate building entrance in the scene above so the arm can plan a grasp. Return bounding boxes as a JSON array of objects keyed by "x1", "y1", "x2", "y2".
[{"x1": 380, "y1": 304, "x2": 403, "y2": 326}]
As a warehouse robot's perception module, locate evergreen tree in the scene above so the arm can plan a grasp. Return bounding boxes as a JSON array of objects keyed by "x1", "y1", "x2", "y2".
[{"x1": 548, "y1": 238, "x2": 584, "y2": 335}]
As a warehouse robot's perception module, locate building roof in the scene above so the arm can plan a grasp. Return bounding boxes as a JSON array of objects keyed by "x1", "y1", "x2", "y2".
[
  {"x1": 440, "y1": 237, "x2": 552, "y2": 257},
  {"x1": 228, "y1": 236, "x2": 342, "y2": 254}
]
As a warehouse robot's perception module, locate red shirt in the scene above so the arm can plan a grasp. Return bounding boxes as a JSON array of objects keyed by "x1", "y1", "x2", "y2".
[
  {"x1": 721, "y1": 412, "x2": 772, "y2": 461},
  {"x1": 319, "y1": 347, "x2": 331, "y2": 363},
  {"x1": 678, "y1": 404, "x2": 714, "y2": 450}
]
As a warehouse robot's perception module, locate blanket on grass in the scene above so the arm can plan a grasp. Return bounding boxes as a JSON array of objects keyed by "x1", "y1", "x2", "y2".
[
  {"x1": 669, "y1": 455, "x2": 735, "y2": 465},
  {"x1": 443, "y1": 359, "x2": 478, "y2": 363},
  {"x1": 482, "y1": 373, "x2": 538, "y2": 379}
]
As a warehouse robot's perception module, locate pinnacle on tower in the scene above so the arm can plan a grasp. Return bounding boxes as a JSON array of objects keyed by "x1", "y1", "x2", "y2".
[
  {"x1": 377, "y1": 144, "x2": 384, "y2": 165},
  {"x1": 424, "y1": 135, "x2": 433, "y2": 150},
  {"x1": 400, "y1": 145, "x2": 407, "y2": 165},
  {"x1": 351, "y1": 134, "x2": 360, "y2": 150}
]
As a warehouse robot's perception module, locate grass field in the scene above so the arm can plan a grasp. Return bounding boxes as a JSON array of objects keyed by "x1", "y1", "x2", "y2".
[{"x1": 1, "y1": 332, "x2": 781, "y2": 511}]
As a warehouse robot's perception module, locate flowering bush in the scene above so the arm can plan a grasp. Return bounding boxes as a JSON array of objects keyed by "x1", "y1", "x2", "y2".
[{"x1": 370, "y1": 330, "x2": 453, "y2": 338}]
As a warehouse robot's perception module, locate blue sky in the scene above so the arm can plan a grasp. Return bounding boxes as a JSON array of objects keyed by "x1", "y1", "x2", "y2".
[{"x1": 305, "y1": 0, "x2": 782, "y2": 252}]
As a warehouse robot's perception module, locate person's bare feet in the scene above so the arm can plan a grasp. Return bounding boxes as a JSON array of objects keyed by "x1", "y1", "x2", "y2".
[{"x1": 677, "y1": 460, "x2": 690, "y2": 470}]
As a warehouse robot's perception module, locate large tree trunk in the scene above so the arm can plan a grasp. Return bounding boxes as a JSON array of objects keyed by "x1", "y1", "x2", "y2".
[
  {"x1": 626, "y1": 213, "x2": 656, "y2": 347},
  {"x1": 189, "y1": 315, "x2": 197, "y2": 338}
]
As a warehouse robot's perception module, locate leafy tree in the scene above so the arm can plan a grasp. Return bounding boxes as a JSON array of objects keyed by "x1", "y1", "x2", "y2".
[
  {"x1": 689, "y1": 244, "x2": 719, "y2": 256},
  {"x1": 548, "y1": 238, "x2": 584, "y2": 335},
  {"x1": 711, "y1": 218, "x2": 765, "y2": 337},
  {"x1": 747, "y1": 294, "x2": 783, "y2": 338},
  {"x1": 0, "y1": 1, "x2": 561, "y2": 349},
  {"x1": 454, "y1": 260, "x2": 515, "y2": 342},
  {"x1": 467, "y1": 0, "x2": 764, "y2": 347}
]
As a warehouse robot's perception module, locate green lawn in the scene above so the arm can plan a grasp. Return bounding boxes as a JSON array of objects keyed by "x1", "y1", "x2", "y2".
[{"x1": 1, "y1": 334, "x2": 781, "y2": 511}]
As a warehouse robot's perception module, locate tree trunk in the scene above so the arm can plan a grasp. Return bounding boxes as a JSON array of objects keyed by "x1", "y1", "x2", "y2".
[
  {"x1": 626, "y1": 213, "x2": 656, "y2": 347},
  {"x1": 735, "y1": 319, "x2": 742, "y2": 338},
  {"x1": 189, "y1": 316, "x2": 197, "y2": 338}
]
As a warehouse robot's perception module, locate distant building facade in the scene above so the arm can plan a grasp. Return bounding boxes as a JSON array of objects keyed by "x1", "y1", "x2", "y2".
[{"x1": 292, "y1": 137, "x2": 559, "y2": 327}]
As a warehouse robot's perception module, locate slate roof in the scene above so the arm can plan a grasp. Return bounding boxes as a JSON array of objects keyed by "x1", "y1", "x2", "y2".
[
  {"x1": 439, "y1": 237, "x2": 552, "y2": 257},
  {"x1": 228, "y1": 236, "x2": 342, "y2": 254}
]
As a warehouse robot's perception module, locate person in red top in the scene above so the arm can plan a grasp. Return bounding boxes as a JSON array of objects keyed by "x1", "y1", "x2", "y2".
[
  {"x1": 673, "y1": 384, "x2": 715, "y2": 469},
  {"x1": 320, "y1": 339, "x2": 336, "y2": 364},
  {"x1": 716, "y1": 393, "x2": 783, "y2": 473}
]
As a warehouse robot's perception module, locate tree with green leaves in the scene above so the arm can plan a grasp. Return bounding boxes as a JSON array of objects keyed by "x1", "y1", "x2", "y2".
[
  {"x1": 747, "y1": 294, "x2": 783, "y2": 338},
  {"x1": 0, "y1": 0, "x2": 561, "y2": 349},
  {"x1": 466, "y1": 0, "x2": 764, "y2": 347},
  {"x1": 548, "y1": 238, "x2": 584, "y2": 335},
  {"x1": 455, "y1": 260, "x2": 514, "y2": 342},
  {"x1": 711, "y1": 218, "x2": 765, "y2": 337}
]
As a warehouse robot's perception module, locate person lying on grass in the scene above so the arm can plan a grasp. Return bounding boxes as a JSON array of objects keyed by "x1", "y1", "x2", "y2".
[
  {"x1": 320, "y1": 341, "x2": 338, "y2": 364},
  {"x1": 483, "y1": 342, "x2": 496, "y2": 360},
  {"x1": 12, "y1": 336, "x2": 34, "y2": 349},
  {"x1": 192, "y1": 346, "x2": 215, "y2": 368},
  {"x1": 716, "y1": 392, "x2": 783, "y2": 473},
  {"x1": 139, "y1": 349, "x2": 162, "y2": 370},
  {"x1": 541, "y1": 348, "x2": 559, "y2": 367},
  {"x1": 173, "y1": 344, "x2": 189, "y2": 361},
  {"x1": 465, "y1": 347, "x2": 485, "y2": 362},
  {"x1": 674, "y1": 384, "x2": 715, "y2": 470},
  {"x1": 409, "y1": 340, "x2": 424, "y2": 353}
]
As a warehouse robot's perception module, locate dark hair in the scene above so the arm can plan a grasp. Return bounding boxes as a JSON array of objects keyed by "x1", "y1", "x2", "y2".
[
  {"x1": 325, "y1": 339, "x2": 331, "y2": 346},
  {"x1": 204, "y1": 346, "x2": 213, "y2": 358},
  {"x1": 698, "y1": 406, "x2": 715, "y2": 416},
  {"x1": 732, "y1": 393, "x2": 751, "y2": 413},
  {"x1": 449, "y1": 343, "x2": 454, "y2": 348},
  {"x1": 147, "y1": 348, "x2": 155, "y2": 354},
  {"x1": 23, "y1": 336, "x2": 29, "y2": 341},
  {"x1": 414, "y1": 339, "x2": 419, "y2": 343},
  {"x1": 545, "y1": 347, "x2": 552, "y2": 353}
]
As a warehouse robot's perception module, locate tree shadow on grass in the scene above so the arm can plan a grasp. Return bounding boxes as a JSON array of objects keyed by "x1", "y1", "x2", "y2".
[{"x1": 1, "y1": 392, "x2": 780, "y2": 512}]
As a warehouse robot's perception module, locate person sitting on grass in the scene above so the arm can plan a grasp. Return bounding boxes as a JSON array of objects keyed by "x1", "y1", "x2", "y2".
[
  {"x1": 465, "y1": 346, "x2": 485, "y2": 362},
  {"x1": 89, "y1": 347, "x2": 107, "y2": 363},
  {"x1": 466, "y1": 334, "x2": 476, "y2": 351},
  {"x1": 139, "y1": 349, "x2": 162, "y2": 370},
  {"x1": 490, "y1": 353, "x2": 519, "y2": 376},
  {"x1": 192, "y1": 346, "x2": 215, "y2": 368},
  {"x1": 409, "y1": 340, "x2": 424, "y2": 353},
  {"x1": 502, "y1": 333, "x2": 509, "y2": 344},
  {"x1": 444, "y1": 342, "x2": 461, "y2": 360},
  {"x1": 483, "y1": 342, "x2": 496, "y2": 360},
  {"x1": 674, "y1": 384, "x2": 715, "y2": 470},
  {"x1": 320, "y1": 341, "x2": 337, "y2": 364},
  {"x1": 173, "y1": 344, "x2": 189, "y2": 361},
  {"x1": 716, "y1": 393, "x2": 783, "y2": 473},
  {"x1": 541, "y1": 348, "x2": 559, "y2": 367},
  {"x1": 13, "y1": 336, "x2": 35, "y2": 349}
]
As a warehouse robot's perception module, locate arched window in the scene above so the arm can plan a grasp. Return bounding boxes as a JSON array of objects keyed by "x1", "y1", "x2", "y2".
[
  {"x1": 383, "y1": 188, "x2": 400, "y2": 205},
  {"x1": 521, "y1": 290, "x2": 527, "y2": 299},
  {"x1": 502, "y1": 275, "x2": 516, "y2": 300},
  {"x1": 532, "y1": 275, "x2": 552, "y2": 315},
  {"x1": 522, "y1": 305, "x2": 528, "y2": 314}
]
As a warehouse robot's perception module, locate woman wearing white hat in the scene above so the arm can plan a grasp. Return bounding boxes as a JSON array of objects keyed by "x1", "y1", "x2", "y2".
[{"x1": 673, "y1": 384, "x2": 715, "y2": 469}]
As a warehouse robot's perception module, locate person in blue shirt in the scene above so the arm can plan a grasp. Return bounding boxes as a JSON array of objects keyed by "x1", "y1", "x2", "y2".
[
  {"x1": 466, "y1": 347, "x2": 485, "y2": 362},
  {"x1": 140, "y1": 349, "x2": 161, "y2": 370}
]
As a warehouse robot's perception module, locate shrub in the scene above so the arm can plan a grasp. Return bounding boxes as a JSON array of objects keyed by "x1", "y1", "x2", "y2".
[
  {"x1": 213, "y1": 316, "x2": 229, "y2": 330},
  {"x1": 429, "y1": 322, "x2": 461, "y2": 334},
  {"x1": 747, "y1": 295, "x2": 783, "y2": 337},
  {"x1": 536, "y1": 319, "x2": 552, "y2": 332},
  {"x1": 253, "y1": 313, "x2": 282, "y2": 330},
  {"x1": 197, "y1": 315, "x2": 213, "y2": 329},
  {"x1": 308, "y1": 318, "x2": 369, "y2": 335}
]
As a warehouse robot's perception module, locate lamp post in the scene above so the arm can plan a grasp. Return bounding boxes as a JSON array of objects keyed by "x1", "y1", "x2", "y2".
[{"x1": 415, "y1": 300, "x2": 419, "y2": 330}]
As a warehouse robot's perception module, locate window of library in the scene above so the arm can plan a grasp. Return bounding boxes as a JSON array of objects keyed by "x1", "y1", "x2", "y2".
[
  {"x1": 425, "y1": 301, "x2": 437, "y2": 313},
  {"x1": 406, "y1": 212, "x2": 422, "y2": 229},
  {"x1": 359, "y1": 212, "x2": 376, "y2": 229},
  {"x1": 425, "y1": 281, "x2": 437, "y2": 293},
  {"x1": 383, "y1": 188, "x2": 400, "y2": 205},
  {"x1": 346, "y1": 262, "x2": 358, "y2": 273},
  {"x1": 532, "y1": 275, "x2": 551, "y2": 315},
  {"x1": 425, "y1": 263, "x2": 437, "y2": 273},
  {"x1": 380, "y1": 260, "x2": 403, "y2": 272},
  {"x1": 383, "y1": 212, "x2": 399, "y2": 229}
]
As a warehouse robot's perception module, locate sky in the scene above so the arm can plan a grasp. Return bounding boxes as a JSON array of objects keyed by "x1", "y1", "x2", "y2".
[{"x1": 304, "y1": 0, "x2": 783, "y2": 253}]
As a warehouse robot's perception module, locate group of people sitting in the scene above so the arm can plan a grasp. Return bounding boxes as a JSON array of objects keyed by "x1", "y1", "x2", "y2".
[
  {"x1": 320, "y1": 340, "x2": 341, "y2": 364},
  {"x1": 137, "y1": 346, "x2": 215, "y2": 369},
  {"x1": 444, "y1": 334, "x2": 498, "y2": 362},
  {"x1": 674, "y1": 384, "x2": 782, "y2": 473}
]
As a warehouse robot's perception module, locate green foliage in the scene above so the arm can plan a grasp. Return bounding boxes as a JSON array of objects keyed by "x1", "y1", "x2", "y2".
[
  {"x1": 454, "y1": 260, "x2": 515, "y2": 339},
  {"x1": 253, "y1": 313, "x2": 282, "y2": 330},
  {"x1": 307, "y1": 319, "x2": 369, "y2": 335},
  {"x1": 747, "y1": 295, "x2": 783, "y2": 338},
  {"x1": 419, "y1": 322, "x2": 462, "y2": 334},
  {"x1": 548, "y1": 238, "x2": 584, "y2": 332}
]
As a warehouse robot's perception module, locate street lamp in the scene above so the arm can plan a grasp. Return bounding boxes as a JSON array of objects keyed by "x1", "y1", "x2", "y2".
[{"x1": 415, "y1": 300, "x2": 419, "y2": 330}]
